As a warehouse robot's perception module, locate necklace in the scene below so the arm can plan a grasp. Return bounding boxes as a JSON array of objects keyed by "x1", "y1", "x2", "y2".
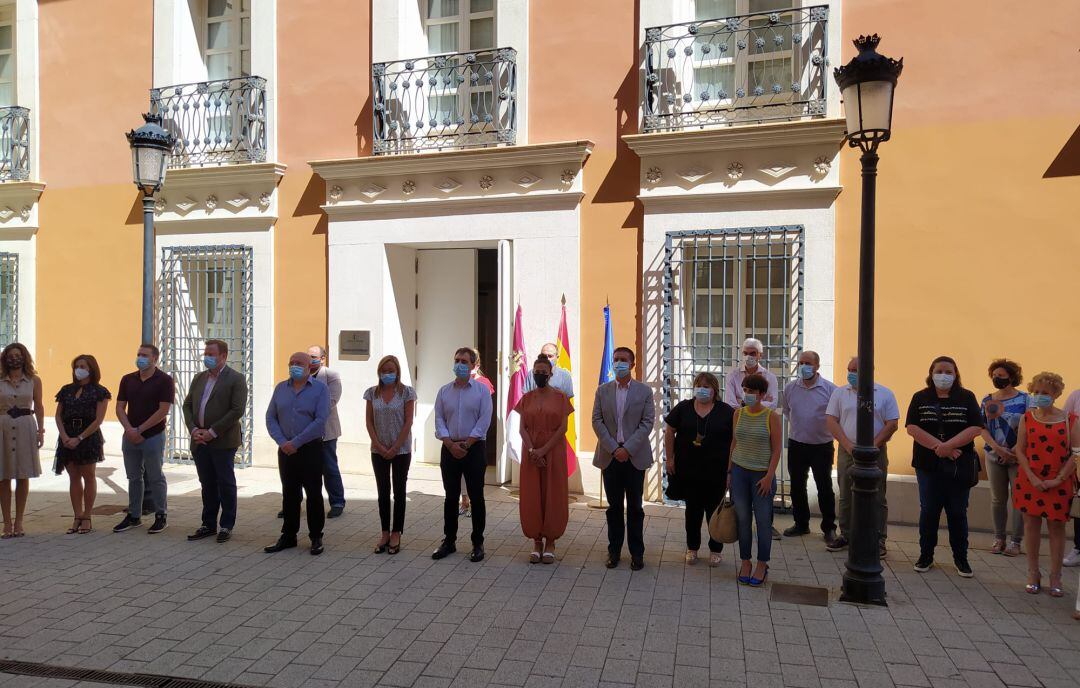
[{"x1": 692, "y1": 407, "x2": 710, "y2": 447}]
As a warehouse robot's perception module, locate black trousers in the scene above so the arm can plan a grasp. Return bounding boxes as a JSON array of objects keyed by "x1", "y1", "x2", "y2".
[
  {"x1": 603, "y1": 459, "x2": 646, "y2": 559},
  {"x1": 278, "y1": 441, "x2": 325, "y2": 540},
  {"x1": 372, "y1": 452, "x2": 411, "y2": 532},
  {"x1": 441, "y1": 442, "x2": 486, "y2": 547},
  {"x1": 1074, "y1": 518, "x2": 1080, "y2": 550},
  {"x1": 787, "y1": 439, "x2": 836, "y2": 533},
  {"x1": 685, "y1": 478, "x2": 726, "y2": 553}
]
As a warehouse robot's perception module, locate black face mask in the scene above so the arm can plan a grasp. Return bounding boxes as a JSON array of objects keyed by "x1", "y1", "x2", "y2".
[
  {"x1": 533, "y1": 373, "x2": 550, "y2": 388},
  {"x1": 6, "y1": 358, "x2": 22, "y2": 369},
  {"x1": 992, "y1": 377, "x2": 1010, "y2": 390}
]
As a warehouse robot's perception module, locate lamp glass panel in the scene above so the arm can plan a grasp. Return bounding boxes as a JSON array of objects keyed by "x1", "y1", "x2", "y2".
[
  {"x1": 842, "y1": 80, "x2": 894, "y2": 136},
  {"x1": 135, "y1": 146, "x2": 165, "y2": 188}
]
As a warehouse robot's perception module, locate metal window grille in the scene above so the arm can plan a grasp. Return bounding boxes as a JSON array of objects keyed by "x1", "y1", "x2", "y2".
[
  {"x1": 662, "y1": 227, "x2": 805, "y2": 504},
  {"x1": 158, "y1": 245, "x2": 254, "y2": 467},
  {"x1": 0, "y1": 107, "x2": 30, "y2": 181},
  {"x1": 0, "y1": 252, "x2": 16, "y2": 347}
]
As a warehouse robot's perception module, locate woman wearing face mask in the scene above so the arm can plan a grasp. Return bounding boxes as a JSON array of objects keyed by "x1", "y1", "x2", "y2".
[
  {"x1": 1012, "y1": 372, "x2": 1078, "y2": 598},
  {"x1": 516, "y1": 356, "x2": 573, "y2": 563},
  {"x1": 54, "y1": 355, "x2": 111, "y2": 534},
  {"x1": 905, "y1": 356, "x2": 984, "y2": 577},
  {"x1": 364, "y1": 355, "x2": 416, "y2": 554},
  {"x1": 0, "y1": 343, "x2": 44, "y2": 538},
  {"x1": 981, "y1": 359, "x2": 1028, "y2": 557},
  {"x1": 728, "y1": 373, "x2": 781, "y2": 586},
  {"x1": 664, "y1": 372, "x2": 734, "y2": 566}
]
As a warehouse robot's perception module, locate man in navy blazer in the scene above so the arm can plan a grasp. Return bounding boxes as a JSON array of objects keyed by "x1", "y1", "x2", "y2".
[{"x1": 592, "y1": 346, "x2": 655, "y2": 570}]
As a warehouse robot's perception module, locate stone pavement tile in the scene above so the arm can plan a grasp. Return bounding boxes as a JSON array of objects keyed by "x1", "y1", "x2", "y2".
[
  {"x1": 451, "y1": 668, "x2": 495, "y2": 688},
  {"x1": 571, "y1": 644, "x2": 608, "y2": 669},
  {"x1": 742, "y1": 650, "x2": 780, "y2": 675},
  {"x1": 972, "y1": 641, "x2": 1019, "y2": 665},
  {"x1": 925, "y1": 679, "x2": 966, "y2": 688},
  {"x1": 634, "y1": 673, "x2": 673, "y2": 688},
  {"x1": 673, "y1": 665, "x2": 708, "y2": 688},
  {"x1": 299, "y1": 680, "x2": 342, "y2": 688},
  {"x1": 608, "y1": 637, "x2": 643, "y2": 661},
  {"x1": 411, "y1": 677, "x2": 452, "y2": 688},
  {"x1": 466, "y1": 646, "x2": 507, "y2": 671},
  {"x1": 852, "y1": 670, "x2": 896, "y2": 688},
  {"x1": 814, "y1": 655, "x2": 855, "y2": 681},
  {"x1": 987, "y1": 662, "x2": 1040, "y2": 687},
  {"x1": 808, "y1": 636, "x2": 845, "y2": 659},
  {"x1": 523, "y1": 676, "x2": 561, "y2": 688},
  {"x1": 709, "y1": 656, "x2": 744, "y2": 679},
  {"x1": 674, "y1": 643, "x2": 710, "y2": 667},
  {"x1": 357, "y1": 647, "x2": 404, "y2": 672},
  {"x1": 532, "y1": 651, "x2": 572, "y2": 678},
  {"x1": 957, "y1": 671, "x2": 1005, "y2": 688},
  {"x1": 489, "y1": 659, "x2": 532, "y2": 686},
  {"x1": 398, "y1": 640, "x2": 443, "y2": 664},
  {"x1": 885, "y1": 663, "x2": 931, "y2": 687},
  {"x1": 779, "y1": 662, "x2": 822, "y2": 688},
  {"x1": 845, "y1": 649, "x2": 888, "y2": 674},
  {"x1": 265, "y1": 662, "x2": 318, "y2": 688},
  {"x1": 564, "y1": 666, "x2": 602, "y2": 688},
  {"x1": 506, "y1": 639, "x2": 544, "y2": 664},
  {"x1": 295, "y1": 642, "x2": 340, "y2": 666},
  {"x1": 423, "y1": 651, "x2": 468, "y2": 678},
  {"x1": 378, "y1": 660, "x2": 427, "y2": 687},
  {"x1": 641, "y1": 650, "x2": 674, "y2": 676},
  {"x1": 776, "y1": 643, "x2": 815, "y2": 667},
  {"x1": 740, "y1": 631, "x2": 776, "y2": 652},
  {"x1": 339, "y1": 634, "x2": 381, "y2": 659},
  {"x1": 601, "y1": 658, "x2": 639, "y2": 684}
]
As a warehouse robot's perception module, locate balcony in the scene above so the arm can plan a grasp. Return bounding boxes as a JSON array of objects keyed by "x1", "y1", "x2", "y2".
[
  {"x1": 150, "y1": 76, "x2": 268, "y2": 169},
  {"x1": 372, "y1": 47, "x2": 517, "y2": 155},
  {"x1": 0, "y1": 107, "x2": 29, "y2": 182},
  {"x1": 643, "y1": 5, "x2": 828, "y2": 133}
]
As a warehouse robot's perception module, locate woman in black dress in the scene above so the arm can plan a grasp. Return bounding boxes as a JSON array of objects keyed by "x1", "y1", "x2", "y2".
[
  {"x1": 54, "y1": 354, "x2": 110, "y2": 534},
  {"x1": 663, "y1": 371, "x2": 735, "y2": 566}
]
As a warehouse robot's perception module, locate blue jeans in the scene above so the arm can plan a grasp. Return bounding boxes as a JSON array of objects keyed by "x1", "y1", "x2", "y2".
[
  {"x1": 122, "y1": 433, "x2": 167, "y2": 517},
  {"x1": 730, "y1": 465, "x2": 776, "y2": 562},
  {"x1": 322, "y1": 439, "x2": 345, "y2": 509},
  {"x1": 193, "y1": 444, "x2": 238, "y2": 530},
  {"x1": 916, "y1": 467, "x2": 970, "y2": 561}
]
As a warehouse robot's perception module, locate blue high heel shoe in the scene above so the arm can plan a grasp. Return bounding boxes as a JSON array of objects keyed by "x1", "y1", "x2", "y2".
[
  {"x1": 737, "y1": 562, "x2": 753, "y2": 585},
  {"x1": 749, "y1": 564, "x2": 770, "y2": 587}
]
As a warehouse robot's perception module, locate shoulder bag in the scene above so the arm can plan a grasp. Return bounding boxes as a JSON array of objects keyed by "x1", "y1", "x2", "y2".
[
  {"x1": 708, "y1": 490, "x2": 738, "y2": 544},
  {"x1": 934, "y1": 397, "x2": 981, "y2": 488}
]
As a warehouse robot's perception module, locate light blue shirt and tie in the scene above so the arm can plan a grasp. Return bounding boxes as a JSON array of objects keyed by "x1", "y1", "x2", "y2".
[{"x1": 434, "y1": 379, "x2": 493, "y2": 441}]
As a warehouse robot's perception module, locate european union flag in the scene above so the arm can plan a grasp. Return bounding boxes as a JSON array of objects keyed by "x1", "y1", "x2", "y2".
[{"x1": 599, "y1": 304, "x2": 615, "y2": 384}]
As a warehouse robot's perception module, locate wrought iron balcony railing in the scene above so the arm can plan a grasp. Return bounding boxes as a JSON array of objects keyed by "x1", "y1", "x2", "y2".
[
  {"x1": 373, "y1": 47, "x2": 517, "y2": 155},
  {"x1": 0, "y1": 107, "x2": 29, "y2": 182},
  {"x1": 150, "y1": 76, "x2": 268, "y2": 168},
  {"x1": 644, "y1": 6, "x2": 828, "y2": 133}
]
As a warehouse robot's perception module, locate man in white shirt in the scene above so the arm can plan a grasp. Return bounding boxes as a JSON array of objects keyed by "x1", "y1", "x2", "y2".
[
  {"x1": 824, "y1": 356, "x2": 899, "y2": 555},
  {"x1": 724, "y1": 338, "x2": 779, "y2": 408},
  {"x1": 524, "y1": 342, "x2": 574, "y2": 399},
  {"x1": 1064, "y1": 390, "x2": 1080, "y2": 567}
]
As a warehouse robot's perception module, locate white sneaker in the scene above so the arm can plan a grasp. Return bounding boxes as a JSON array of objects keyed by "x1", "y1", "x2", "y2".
[{"x1": 1064, "y1": 548, "x2": 1080, "y2": 567}]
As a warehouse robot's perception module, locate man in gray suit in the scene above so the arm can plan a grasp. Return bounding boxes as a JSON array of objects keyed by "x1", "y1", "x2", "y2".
[
  {"x1": 592, "y1": 346, "x2": 655, "y2": 570},
  {"x1": 309, "y1": 345, "x2": 345, "y2": 518},
  {"x1": 182, "y1": 339, "x2": 248, "y2": 543}
]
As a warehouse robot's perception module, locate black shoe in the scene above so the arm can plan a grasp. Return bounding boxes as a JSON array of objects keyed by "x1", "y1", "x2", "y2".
[
  {"x1": 432, "y1": 541, "x2": 456, "y2": 560},
  {"x1": 216, "y1": 529, "x2": 231, "y2": 543},
  {"x1": 605, "y1": 555, "x2": 620, "y2": 569},
  {"x1": 264, "y1": 537, "x2": 297, "y2": 553},
  {"x1": 825, "y1": 535, "x2": 849, "y2": 552},
  {"x1": 276, "y1": 510, "x2": 284, "y2": 519},
  {"x1": 310, "y1": 537, "x2": 324, "y2": 555},
  {"x1": 913, "y1": 555, "x2": 934, "y2": 573},
  {"x1": 327, "y1": 506, "x2": 344, "y2": 519},
  {"x1": 630, "y1": 557, "x2": 645, "y2": 571},
  {"x1": 783, "y1": 526, "x2": 810, "y2": 537},
  {"x1": 468, "y1": 547, "x2": 485, "y2": 563},
  {"x1": 879, "y1": 541, "x2": 888, "y2": 558},
  {"x1": 823, "y1": 530, "x2": 838, "y2": 547},
  {"x1": 187, "y1": 526, "x2": 216, "y2": 541},
  {"x1": 148, "y1": 515, "x2": 168, "y2": 534},
  {"x1": 954, "y1": 558, "x2": 974, "y2": 578},
  {"x1": 113, "y1": 515, "x2": 141, "y2": 533}
]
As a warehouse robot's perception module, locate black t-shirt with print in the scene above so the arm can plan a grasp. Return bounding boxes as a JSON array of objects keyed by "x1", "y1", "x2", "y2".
[{"x1": 905, "y1": 387, "x2": 983, "y2": 471}]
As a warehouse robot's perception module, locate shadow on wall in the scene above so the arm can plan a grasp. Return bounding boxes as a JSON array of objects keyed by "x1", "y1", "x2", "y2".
[
  {"x1": 1044, "y1": 123, "x2": 1080, "y2": 178},
  {"x1": 293, "y1": 173, "x2": 328, "y2": 238}
]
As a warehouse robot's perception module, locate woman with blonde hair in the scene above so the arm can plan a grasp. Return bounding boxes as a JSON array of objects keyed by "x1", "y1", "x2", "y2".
[
  {"x1": 363, "y1": 354, "x2": 416, "y2": 554},
  {"x1": 1013, "y1": 371, "x2": 1078, "y2": 599},
  {"x1": 0, "y1": 342, "x2": 44, "y2": 538}
]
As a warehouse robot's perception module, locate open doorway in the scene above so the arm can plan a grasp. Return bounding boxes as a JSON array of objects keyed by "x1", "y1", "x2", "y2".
[{"x1": 476, "y1": 249, "x2": 498, "y2": 467}]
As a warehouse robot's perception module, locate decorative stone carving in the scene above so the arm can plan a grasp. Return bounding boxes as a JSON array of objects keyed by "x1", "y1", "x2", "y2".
[
  {"x1": 360, "y1": 182, "x2": 386, "y2": 199},
  {"x1": 154, "y1": 197, "x2": 167, "y2": 212},
  {"x1": 812, "y1": 156, "x2": 831, "y2": 175},
  {"x1": 646, "y1": 167, "x2": 662, "y2": 184},
  {"x1": 478, "y1": 175, "x2": 494, "y2": 190},
  {"x1": 512, "y1": 171, "x2": 542, "y2": 188},
  {"x1": 18, "y1": 206, "x2": 30, "y2": 222},
  {"x1": 402, "y1": 180, "x2": 416, "y2": 195},
  {"x1": 175, "y1": 197, "x2": 198, "y2": 213},
  {"x1": 225, "y1": 194, "x2": 251, "y2": 210},
  {"x1": 205, "y1": 195, "x2": 218, "y2": 210},
  {"x1": 0, "y1": 207, "x2": 14, "y2": 221},
  {"x1": 727, "y1": 162, "x2": 744, "y2": 180},
  {"x1": 676, "y1": 164, "x2": 711, "y2": 184},
  {"x1": 258, "y1": 191, "x2": 272, "y2": 208},
  {"x1": 760, "y1": 163, "x2": 797, "y2": 180},
  {"x1": 560, "y1": 169, "x2": 576, "y2": 184},
  {"x1": 328, "y1": 185, "x2": 344, "y2": 202},
  {"x1": 434, "y1": 177, "x2": 461, "y2": 193}
]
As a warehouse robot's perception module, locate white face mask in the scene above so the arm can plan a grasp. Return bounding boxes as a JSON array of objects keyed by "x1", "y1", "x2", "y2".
[
  {"x1": 744, "y1": 355, "x2": 759, "y2": 368},
  {"x1": 932, "y1": 373, "x2": 955, "y2": 390},
  {"x1": 74, "y1": 368, "x2": 90, "y2": 381}
]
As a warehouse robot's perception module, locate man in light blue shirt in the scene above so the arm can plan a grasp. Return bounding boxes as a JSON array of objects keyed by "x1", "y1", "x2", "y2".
[
  {"x1": 432, "y1": 347, "x2": 493, "y2": 563},
  {"x1": 264, "y1": 351, "x2": 330, "y2": 556}
]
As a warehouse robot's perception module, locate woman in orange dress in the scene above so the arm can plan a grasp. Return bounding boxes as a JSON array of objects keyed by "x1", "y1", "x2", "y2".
[
  {"x1": 1014, "y1": 371, "x2": 1078, "y2": 597},
  {"x1": 516, "y1": 355, "x2": 573, "y2": 563}
]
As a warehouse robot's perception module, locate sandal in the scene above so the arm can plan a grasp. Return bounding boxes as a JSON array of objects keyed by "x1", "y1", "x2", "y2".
[
  {"x1": 542, "y1": 544, "x2": 556, "y2": 564},
  {"x1": 12, "y1": 520, "x2": 24, "y2": 537},
  {"x1": 1025, "y1": 570, "x2": 1041, "y2": 595},
  {"x1": 530, "y1": 540, "x2": 543, "y2": 564},
  {"x1": 990, "y1": 538, "x2": 1005, "y2": 555},
  {"x1": 67, "y1": 515, "x2": 83, "y2": 535},
  {"x1": 373, "y1": 533, "x2": 390, "y2": 554},
  {"x1": 77, "y1": 518, "x2": 93, "y2": 535},
  {"x1": 1048, "y1": 575, "x2": 1064, "y2": 598},
  {"x1": 387, "y1": 534, "x2": 401, "y2": 555},
  {"x1": 1, "y1": 521, "x2": 10, "y2": 539}
]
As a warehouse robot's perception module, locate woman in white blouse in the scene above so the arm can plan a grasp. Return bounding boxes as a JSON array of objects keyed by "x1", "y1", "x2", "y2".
[{"x1": 364, "y1": 355, "x2": 416, "y2": 555}]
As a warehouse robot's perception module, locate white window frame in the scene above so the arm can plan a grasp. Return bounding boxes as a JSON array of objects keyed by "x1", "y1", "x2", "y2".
[
  {"x1": 203, "y1": 0, "x2": 251, "y2": 81},
  {"x1": 422, "y1": 0, "x2": 496, "y2": 55},
  {"x1": 0, "y1": 5, "x2": 15, "y2": 107}
]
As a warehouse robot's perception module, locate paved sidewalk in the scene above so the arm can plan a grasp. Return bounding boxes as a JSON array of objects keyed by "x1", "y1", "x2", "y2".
[{"x1": 0, "y1": 457, "x2": 1078, "y2": 688}]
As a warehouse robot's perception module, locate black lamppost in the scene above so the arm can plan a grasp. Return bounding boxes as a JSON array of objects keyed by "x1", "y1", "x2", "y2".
[
  {"x1": 125, "y1": 114, "x2": 174, "y2": 344},
  {"x1": 834, "y1": 35, "x2": 903, "y2": 606}
]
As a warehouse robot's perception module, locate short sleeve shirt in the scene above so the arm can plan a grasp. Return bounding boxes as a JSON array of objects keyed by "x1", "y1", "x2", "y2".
[
  {"x1": 905, "y1": 387, "x2": 983, "y2": 471},
  {"x1": 117, "y1": 369, "x2": 175, "y2": 438},
  {"x1": 981, "y1": 391, "x2": 1029, "y2": 453},
  {"x1": 664, "y1": 399, "x2": 734, "y2": 483},
  {"x1": 364, "y1": 385, "x2": 417, "y2": 454}
]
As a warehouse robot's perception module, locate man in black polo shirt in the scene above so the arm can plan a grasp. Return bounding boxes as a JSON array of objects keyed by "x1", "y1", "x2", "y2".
[{"x1": 113, "y1": 343, "x2": 176, "y2": 534}]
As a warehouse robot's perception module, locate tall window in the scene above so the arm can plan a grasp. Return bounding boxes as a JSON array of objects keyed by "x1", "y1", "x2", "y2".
[
  {"x1": 205, "y1": 0, "x2": 250, "y2": 81},
  {"x1": 0, "y1": 6, "x2": 15, "y2": 107},
  {"x1": 425, "y1": 0, "x2": 495, "y2": 54},
  {"x1": 0, "y1": 252, "x2": 16, "y2": 348}
]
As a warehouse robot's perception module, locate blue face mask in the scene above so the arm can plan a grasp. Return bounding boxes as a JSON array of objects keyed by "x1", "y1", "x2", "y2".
[
  {"x1": 453, "y1": 362, "x2": 471, "y2": 379},
  {"x1": 799, "y1": 364, "x2": 815, "y2": 380},
  {"x1": 288, "y1": 365, "x2": 306, "y2": 381},
  {"x1": 380, "y1": 373, "x2": 397, "y2": 386},
  {"x1": 1031, "y1": 393, "x2": 1053, "y2": 409},
  {"x1": 613, "y1": 361, "x2": 631, "y2": 378},
  {"x1": 203, "y1": 355, "x2": 218, "y2": 370},
  {"x1": 847, "y1": 371, "x2": 858, "y2": 387},
  {"x1": 693, "y1": 387, "x2": 713, "y2": 401},
  {"x1": 743, "y1": 392, "x2": 759, "y2": 406},
  {"x1": 135, "y1": 356, "x2": 151, "y2": 371}
]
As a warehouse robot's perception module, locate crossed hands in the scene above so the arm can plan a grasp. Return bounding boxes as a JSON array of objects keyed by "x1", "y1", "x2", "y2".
[
  {"x1": 527, "y1": 448, "x2": 548, "y2": 468},
  {"x1": 124, "y1": 427, "x2": 144, "y2": 445},
  {"x1": 933, "y1": 442, "x2": 962, "y2": 460},
  {"x1": 191, "y1": 428, "x2": 213, "y2": 445}
]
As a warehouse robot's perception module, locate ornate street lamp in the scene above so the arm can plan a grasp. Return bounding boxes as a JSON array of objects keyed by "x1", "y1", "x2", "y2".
[
  {"x1": 833, "y1": 34, "x2": 903, "y2": 606},
  {"x1": 126, "y1": 114, "x2": 174, "y2": 344}
]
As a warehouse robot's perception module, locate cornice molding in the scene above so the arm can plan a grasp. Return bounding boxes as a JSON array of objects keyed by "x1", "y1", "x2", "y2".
[
  {"x1": 161, "y1": 161, "x2": 287, "y2": 190},
  {"x1": 623, "y1": 119, "x2": 847, "y2": 156},
  {"x1": 310, "y1": 141, "x2": 594, "y2": 181},
  {"x1": 322, "y1": 191, "x2": 585, "y2": 220},
  {"x1": 639, "y1": 186, "x2": 843, "y2": 212}
]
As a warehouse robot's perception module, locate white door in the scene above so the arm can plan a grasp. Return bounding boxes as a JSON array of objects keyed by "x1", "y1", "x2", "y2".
[
  {"x1": 495, "y1": 239, "x2": 514, "y2": 483},
  {"x1": 415, "y1": 249, "x2": 478, "y2": 462}
]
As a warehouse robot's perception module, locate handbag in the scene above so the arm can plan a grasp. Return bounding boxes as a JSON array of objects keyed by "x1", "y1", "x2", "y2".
[
  {"x1": 708, "y1": 491, "x2": 738, "y2": 544},
  {"x1": 934, "y1": 399, "x2": 981, "y2": 487}
]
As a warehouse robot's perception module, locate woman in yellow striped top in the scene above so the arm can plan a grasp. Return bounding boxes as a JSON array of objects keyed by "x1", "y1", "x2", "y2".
[{"x1": 729, "y1": 373, "x2": 783, "y2": 586}]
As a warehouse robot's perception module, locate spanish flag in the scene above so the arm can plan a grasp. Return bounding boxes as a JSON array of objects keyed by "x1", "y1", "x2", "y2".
[{"x1": 556, "y1": 297, "x2": 578, "y2": 477}]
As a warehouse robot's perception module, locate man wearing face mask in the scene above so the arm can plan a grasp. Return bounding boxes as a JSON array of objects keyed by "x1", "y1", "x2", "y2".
[
  {"x1": 265, "y1": 352, "x2": 330, "y2": 555},
  {"x1": 781, "y1": 350, "x2": 838, "y2": 544},
  {"x1": 524, "y1": 342, "x2": 575, "y2": 400},
  {"x1": 308, "y1": 345, "x2": 345, "y2": 518},
  {"x1": 432, "y1": 347, "x2": 494, "y2": 563},
  {"x1": 592, "y1": 346, "x2": 655, "y2": 570},
  {"x1": 824, "y1": 356, "x2": 900, "y2": 555},
  {"x1": 182, "y1": 339, "x2": 248, "y2": 543},
  {"x1": 724, "y1": 338, "x2": 779, "y2": 409},
  {"x1": 114, "y1": 344, "x2": 175, "y2": 535}
]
